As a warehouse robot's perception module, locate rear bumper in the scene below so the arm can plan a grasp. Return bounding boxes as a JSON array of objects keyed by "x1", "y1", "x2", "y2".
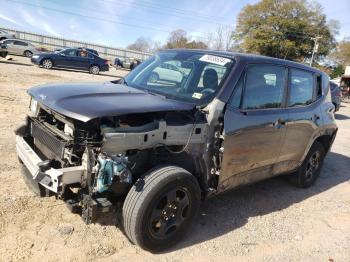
[{"x1": 16, "y1": 135, "x2": 84, "y2": 193}]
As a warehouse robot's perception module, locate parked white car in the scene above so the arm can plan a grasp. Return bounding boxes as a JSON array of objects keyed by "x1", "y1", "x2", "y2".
[
  {"x1": 149, "y1": 62, "x2": 184, "y2": 83},
  {"x1": 0, "y1": 29, "x2": 15, "y2": 41},
  {"x1": 0, "y1": 39, "x2": 39, "y2": 57}
]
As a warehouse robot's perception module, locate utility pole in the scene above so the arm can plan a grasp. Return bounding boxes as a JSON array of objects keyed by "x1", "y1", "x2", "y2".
[{"x1": 310, "y1": 36, "x2": 321, "y2": 67}]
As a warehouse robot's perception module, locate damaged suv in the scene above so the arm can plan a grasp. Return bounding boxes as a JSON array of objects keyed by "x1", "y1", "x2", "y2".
[{"x1": 16, "y1": 50, "x2": 337, "y2": 251}]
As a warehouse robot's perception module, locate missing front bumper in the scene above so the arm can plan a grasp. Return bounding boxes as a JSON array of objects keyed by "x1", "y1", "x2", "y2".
[{"x1": 16, "y1": 135, "x2": 85, "y2": 194}]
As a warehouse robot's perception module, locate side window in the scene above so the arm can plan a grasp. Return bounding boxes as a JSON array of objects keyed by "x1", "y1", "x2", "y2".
[
  {"x1": 14, "y1": 41, "x2": 28, "y2": 46},
  {"x1": 63, "y1": 49, "x2": 77, "y2": 57},
  {"x1": 289, "y1": 69, "x2": 314, "y2": 107},
  {"x1": 242, "y1": 65, "x2": 286, "y2": 110}
]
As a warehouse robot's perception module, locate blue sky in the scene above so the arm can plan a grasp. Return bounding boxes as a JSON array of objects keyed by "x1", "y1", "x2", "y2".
[{"x1": 0, "y1": 0, "x2": 349, "y2": 48}]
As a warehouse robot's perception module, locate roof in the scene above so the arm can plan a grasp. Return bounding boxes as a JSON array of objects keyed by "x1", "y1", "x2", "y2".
[{"x1": 160, "y1": 48, "x2": 324, "y2": 75}]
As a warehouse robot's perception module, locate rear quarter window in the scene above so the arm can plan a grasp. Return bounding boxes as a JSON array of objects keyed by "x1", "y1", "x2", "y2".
[{"x1": 288, "y1": 69, "x2": 314, "y2": 107}]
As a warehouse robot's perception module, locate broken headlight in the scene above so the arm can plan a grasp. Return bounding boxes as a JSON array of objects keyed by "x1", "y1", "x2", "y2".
[{"x1": 29, "y1": 97, "x2": 38, "y2": 113}]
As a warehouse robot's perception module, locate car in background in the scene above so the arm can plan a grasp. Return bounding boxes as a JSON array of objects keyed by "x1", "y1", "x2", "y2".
[
  {"x1": 149, "y1": 61, "x2": 184, "y2": 83},
  {"x1": 54, "y1": 47, "x2": 99, "y2": 56},
  {"x1": 330, "y1": 81, "x2": 341, "y2": 112},
  {"x1": 0, "y1": 29, "x2": 15, "y2": 41},
  {"x1": 122, "y1": 58, "x2": 142, "y2": 70},
  {"x1": 0, "y1": 39, "x2": 39, "y2": 57},
  {"x1": 31, "y1": 48, "x2": 109, "y2": 74}
]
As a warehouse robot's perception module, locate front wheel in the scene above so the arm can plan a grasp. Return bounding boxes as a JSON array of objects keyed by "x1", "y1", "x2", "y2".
[
  {"x1": 41, "y1": 59, "x2": 53, "y2": 69},
  {"x1": 123, "y1": 166, "x2": 201, "y2": 252},
  {"x1": 89, "y1": 65, "x2": 100, "y2": 75},
  {"x1": 289, "y1": 141, "x2": 325, "y2": 188}
]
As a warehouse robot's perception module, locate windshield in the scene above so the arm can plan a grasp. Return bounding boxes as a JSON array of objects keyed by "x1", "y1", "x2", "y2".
[{"x1": 123, "y1": 50, "x2": 235, "y2": 105}]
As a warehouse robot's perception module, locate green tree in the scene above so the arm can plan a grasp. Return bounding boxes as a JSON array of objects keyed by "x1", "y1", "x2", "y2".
[
  {"x1": 165, "y1": 29, "x2": 208, "y2": 49},
  {"x1": 234, "y1": 0, "x2": 338, "y2": 61}
]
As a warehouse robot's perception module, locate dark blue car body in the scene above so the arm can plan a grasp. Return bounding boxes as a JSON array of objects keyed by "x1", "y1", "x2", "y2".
[{"x1": 31, "y1": 48, "x2": 109, "y2": 74}]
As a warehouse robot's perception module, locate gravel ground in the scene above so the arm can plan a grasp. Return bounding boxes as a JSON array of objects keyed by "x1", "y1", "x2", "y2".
[{"x1": 0, "y1": 56, "x2": 349, "y2": 262}]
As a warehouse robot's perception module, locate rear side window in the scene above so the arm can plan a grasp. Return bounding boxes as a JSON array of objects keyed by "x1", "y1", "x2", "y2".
[
  {"x1": 242, "y1": 65, "x2": 286, "y2": 110},
  {"x1": 14, "y1": 41, "x2": 28, "y2": 46},
  {"x1": 289, "y1": 69, "x2": 313, "y2": 107}
]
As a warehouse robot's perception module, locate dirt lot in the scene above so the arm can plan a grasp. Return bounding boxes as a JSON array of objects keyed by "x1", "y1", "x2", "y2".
[{"x1": 0, "y1": 56, "x2": 349, "y2": 262}]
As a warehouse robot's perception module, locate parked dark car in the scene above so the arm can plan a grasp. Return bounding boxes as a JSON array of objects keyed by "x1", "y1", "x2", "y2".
[
  {"x1": 330, "y1": 81, "x2": 341, "y2": 112},
  {"x1": 31, "y1": 48, "x2": 109, "y2": 74},
  {"x1": 16, "y1": 50, "x2": 337, "y2": 251}
]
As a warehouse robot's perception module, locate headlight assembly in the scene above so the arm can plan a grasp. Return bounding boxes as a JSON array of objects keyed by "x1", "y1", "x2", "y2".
[{"x1": 29, "y1": 97, "x2": 38, "y2": 113}]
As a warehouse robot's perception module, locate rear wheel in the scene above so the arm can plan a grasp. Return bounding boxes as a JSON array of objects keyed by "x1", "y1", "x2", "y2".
[
  {"x1": 24, "y1": 50, "x2": 33, "y2": 57},
  {"x1": 123, "y1": 166, "x2": 201, "y2": 251},
  {"x1": 289, "y1": 142, "x2": 325, "y2": 188},
  {"x1": 89, "y1": 65, "x2": 100, "y2": 75},
  {"x1": 41, "y1": 59, "x2": 53, "y2": 69}
]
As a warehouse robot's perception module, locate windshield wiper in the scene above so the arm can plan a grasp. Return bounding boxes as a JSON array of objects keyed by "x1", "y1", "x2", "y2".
[{"x1": 111, "y1": 77, "x2": 128, "y2": 86}]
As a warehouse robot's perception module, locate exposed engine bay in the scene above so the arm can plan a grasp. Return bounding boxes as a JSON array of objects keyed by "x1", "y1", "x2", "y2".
[{"x1": 16, "y1": 101, "x2": 223, "y2": 223}]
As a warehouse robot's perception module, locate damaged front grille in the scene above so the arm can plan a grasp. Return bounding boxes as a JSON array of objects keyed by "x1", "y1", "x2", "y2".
[{"x1": 30, "y1": 118, "x2": 68, "y2": 159}]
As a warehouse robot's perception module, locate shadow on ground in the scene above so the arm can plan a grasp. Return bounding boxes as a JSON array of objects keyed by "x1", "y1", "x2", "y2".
[
  {"x1": 90, "y1": 151, "x2": 349, "y2": 252},
  {"x1": 165, "y1": 151, "x2": 350, "y2": 252},
  {"x1": 0, "y1": 60, "x2": 32, "y2": 67},
  {"x1": 44, "y1": 67, "x2": 123, "y2": 78},
  {"x1": 335, "y1": 113, "x2": 350, "y2": 120}
]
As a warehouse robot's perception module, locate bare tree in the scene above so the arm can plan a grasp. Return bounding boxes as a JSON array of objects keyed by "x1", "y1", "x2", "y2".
[
  {"x1": 211, "y1": 25, "x2": 234, "y2": 51},
  {"x1": 127, "y1": 37, "x2": 153, "y2": 52}
]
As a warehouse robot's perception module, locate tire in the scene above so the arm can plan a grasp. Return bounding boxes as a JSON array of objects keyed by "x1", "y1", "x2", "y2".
[
  {"x1": 149, "y1": 72, "x2": 159, "y2": 83},
  {"x1": 123, "y1": 166, "x2": 201, "y2": 252},
  {"x1": 41, "y1": 59, "x2": 53, "y2": 69},
  {"x1": 24, "y1": 50, "x2": 33, "y2": 57},
  {"x1": 89, "y1": 65, "x2": 100, "y2": 75},
  {"x1": 289, "y1": 141, "x2": 325, "y2": 188}
]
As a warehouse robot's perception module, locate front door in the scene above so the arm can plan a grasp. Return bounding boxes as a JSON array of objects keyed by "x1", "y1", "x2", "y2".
[
  {"x1": 55, "y1": 49, "x2": 76, "y2": 67},
  {"x1": 218, "y1": 64, "x2": 288, "y2": 192}
]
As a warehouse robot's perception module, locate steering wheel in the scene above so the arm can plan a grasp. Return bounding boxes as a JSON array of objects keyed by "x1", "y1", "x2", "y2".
[{"x1": 200, "y1": 88, "x2": 215, "y2": 96}]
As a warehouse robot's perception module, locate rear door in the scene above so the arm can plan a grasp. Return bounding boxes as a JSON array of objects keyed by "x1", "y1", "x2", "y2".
[
  {"x1": 13, "y1": 41, "x2": 27, "y2": 55},
  {"x1": 219, "y1": 64, "x2": 288, "y2": 192},
  {"x1": 277, "y1": 68, "x2": 323, "y2": 172}
]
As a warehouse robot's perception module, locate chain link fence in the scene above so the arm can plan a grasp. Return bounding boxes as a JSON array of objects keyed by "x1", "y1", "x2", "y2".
[{"x1": 0, "y1": 27, "x2": 151, "y2": 60}]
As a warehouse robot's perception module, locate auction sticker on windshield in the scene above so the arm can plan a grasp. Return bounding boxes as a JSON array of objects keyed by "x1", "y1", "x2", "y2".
[{"x1": 199, "y1": 54, "x2": 231, "y2": 66}]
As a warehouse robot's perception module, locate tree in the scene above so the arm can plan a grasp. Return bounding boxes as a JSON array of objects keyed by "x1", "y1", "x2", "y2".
[
  {"x1": 234, "y1": 0, "x2": 338, "y2": 61},
  {"x1": 165, "y1": 29, "x2": 208, "y2": 49},
  {"x1": 127, "y1": 37, "x2": 152, "y2": 53},
  {"x1": 165, "y1": 29, "x2": 188, "y2": 49},
  {"x1": 330, "y1": 38, "x2": 350, "y2": 67}
]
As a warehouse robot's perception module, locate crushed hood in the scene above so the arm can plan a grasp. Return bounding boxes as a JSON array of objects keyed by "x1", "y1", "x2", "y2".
[{"x1": 28, "y1": 82, "x2": 195, "y2": 122}]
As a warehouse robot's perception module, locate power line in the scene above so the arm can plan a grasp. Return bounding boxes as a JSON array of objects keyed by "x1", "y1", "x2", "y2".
[
  {"x1": 43, "y1": 0, "x2": 226, "y2": 35},
  {"x1": 99, "y1": 0, "x2": 235, "y2": 27},
  {"x1": 5, "y1": 0, "x2": 174, "y2": 34},
  {"x1": 103, "y1": 0, "x2": 231, "y2": 23}
]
